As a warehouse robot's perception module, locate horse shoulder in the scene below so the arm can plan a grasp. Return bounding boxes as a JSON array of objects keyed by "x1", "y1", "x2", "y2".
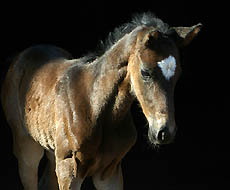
[{"x1": 54, "y1": 65, "x2": 102, "y2": 160}]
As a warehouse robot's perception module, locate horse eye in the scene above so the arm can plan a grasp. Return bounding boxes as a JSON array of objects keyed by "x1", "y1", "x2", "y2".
[{"x1": 141, "y1": 69, "x2": 151, "y2": 80}]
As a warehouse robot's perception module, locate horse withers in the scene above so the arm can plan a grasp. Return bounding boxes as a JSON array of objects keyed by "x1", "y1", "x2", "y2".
[{"x1": 1, "y1": 13, "x2": 201, "y2": 190}]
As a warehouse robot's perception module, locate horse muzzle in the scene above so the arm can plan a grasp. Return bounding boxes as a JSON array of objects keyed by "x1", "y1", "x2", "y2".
[{"x1": 148, "y1": 125, "x2": 177, "y2": 145}]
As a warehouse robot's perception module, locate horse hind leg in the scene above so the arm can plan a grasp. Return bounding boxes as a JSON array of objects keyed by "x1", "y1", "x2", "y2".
[
  {"x1": 38, "y1": 151, "x2": 58, "y2": 190},
  {"x1": 13, "y1": 129, "x2": 44, "y2": 190}
]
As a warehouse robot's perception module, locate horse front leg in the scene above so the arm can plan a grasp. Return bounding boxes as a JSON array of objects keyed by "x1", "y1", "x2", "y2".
[
  {"x1": 92, "y1": 162, "x2": 123, "y2": 190},
  {"x1": 55, "y1": 157, "x2": 84, "y2": 190}
]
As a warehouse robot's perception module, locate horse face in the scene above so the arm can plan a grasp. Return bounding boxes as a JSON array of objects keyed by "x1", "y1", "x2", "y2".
[
  {"x1": 139, "y1": 52, "x2": 180, "y2": 146},
  {"x1": 132, "y1": 31, "x2": 180, "y2": 145},
  {"x1": 129, "y1": 25, "x2": 201, "y2": 146}
]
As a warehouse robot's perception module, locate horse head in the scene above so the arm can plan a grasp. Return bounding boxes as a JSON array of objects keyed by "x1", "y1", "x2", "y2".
[{"x1": 128, "y1": 24, "x2": 202, "y2": 146}]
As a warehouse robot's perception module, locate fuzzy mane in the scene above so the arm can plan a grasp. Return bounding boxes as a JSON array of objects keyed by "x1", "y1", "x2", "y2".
[{"x1": 83, "y1": 12, "x2": 170, "y2": 63}]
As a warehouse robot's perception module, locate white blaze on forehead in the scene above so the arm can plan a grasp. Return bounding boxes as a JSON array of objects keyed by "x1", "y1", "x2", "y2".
[{"x1": 157, "y1": 55, "x2": 176, "y2": 80}]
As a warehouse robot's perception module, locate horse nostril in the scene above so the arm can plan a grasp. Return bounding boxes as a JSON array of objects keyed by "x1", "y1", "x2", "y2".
[{"x1": 157, "y1": 127, "x2": 169, "y2": 143}]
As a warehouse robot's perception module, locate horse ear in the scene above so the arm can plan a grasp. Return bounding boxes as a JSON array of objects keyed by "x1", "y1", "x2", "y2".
[{"x1": 171, "y1": 23, "x2": 202, "y2": 47}]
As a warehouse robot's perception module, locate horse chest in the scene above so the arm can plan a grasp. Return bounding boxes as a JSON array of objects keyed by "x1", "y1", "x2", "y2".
[
  {"x1": 80, "y1": 119, "x2": 137, "y2": 178},
  {"x1": 105, "y1": 124, "x2": 136, "y2": 149},
  {"x1": 99, "y1": 116, "x2": 137, "y2": 159}
]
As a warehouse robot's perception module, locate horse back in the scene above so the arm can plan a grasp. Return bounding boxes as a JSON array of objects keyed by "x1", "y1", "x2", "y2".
[{"x1": 1, "y1": 45, "x2": 73, "y2": 149}]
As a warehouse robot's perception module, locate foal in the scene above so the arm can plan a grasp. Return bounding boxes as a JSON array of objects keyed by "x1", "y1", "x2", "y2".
[{"x1": 1, "y1": 13, "x2": 201, "y2": 189}]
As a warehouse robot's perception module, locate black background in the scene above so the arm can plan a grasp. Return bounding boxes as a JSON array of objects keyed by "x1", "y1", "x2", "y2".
[{"x1": 0, "y1": 2, "x2": 228, "y2": 190}]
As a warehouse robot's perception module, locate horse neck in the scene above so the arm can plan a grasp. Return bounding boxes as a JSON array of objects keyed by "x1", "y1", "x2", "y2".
[
  {"x1": 104, "y1": 26, "x2": 141, "y2": 68},
  {"x1": 90, "y1": 27, "x2": 141, "y2": 120}
]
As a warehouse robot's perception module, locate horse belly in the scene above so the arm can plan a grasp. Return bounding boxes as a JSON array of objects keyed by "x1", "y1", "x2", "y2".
[{"x1": 25, "y1": 99, "x2": 56, "y2": 151}]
